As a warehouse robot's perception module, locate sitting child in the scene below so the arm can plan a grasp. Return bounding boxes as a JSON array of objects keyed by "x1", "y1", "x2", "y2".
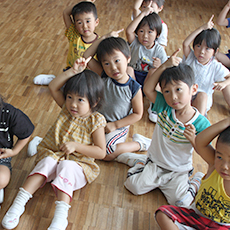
[
  {"x1": 2, "y1": 57, "x2": 106, "y2": 230},
  {"x1": 118, "y1": 50, "x2": 210, "y2": 207},
  {"x1": 156, "y1": 117, "x2": 230, "y2": 230},
  {"x1": 183, "y1": 15, "x2": 230, "y2": 115}
]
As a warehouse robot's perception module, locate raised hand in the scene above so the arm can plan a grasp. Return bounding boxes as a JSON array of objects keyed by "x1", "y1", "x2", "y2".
[
  {"x1": 107, "y1": 29, "x2": 124, "y2": 38},
  {"x1": 165, "y1": 48, "x2": 181, "y2": 68},
  {"x1": 204, "y1": 15, "x2": 214, "y2": 30},
  {"x1": 72, "y1": 56, "x2": 92, "y2": 74}
]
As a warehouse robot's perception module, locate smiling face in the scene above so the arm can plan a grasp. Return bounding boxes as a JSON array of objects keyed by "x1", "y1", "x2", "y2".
[
  {"x1": 101, "y1": 50, "x2": 130, "y2": 83},
  {"x1": 161, "y1": 80, "x2": 197, "y2": 112},
  {"x1": 194, "y1": 40, "x2": 215, "y2": 65},
  {"x1": 137, "y1": 24, "x2": 157, "y2": 49},
  {"x1": 74, "y1": 12, "x2": 99, "y2": 42},
  {"x1": 65, "y1": 92, "x2": 92, "y2": 118},
  {"x1": 215, "y1": 142, "x2": 230, "y2": 181}
]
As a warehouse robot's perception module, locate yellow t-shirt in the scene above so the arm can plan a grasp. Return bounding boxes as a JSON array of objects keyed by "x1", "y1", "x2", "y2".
[
  {"x1": 195, "y1": 169, "x2": 230, "y2": 224},
  {"x1": 65, "y1": 23, "x2": 98, "y2": 68},
  {"x1": 36, "y1": 104, "x2": 106, "y2": 183}
]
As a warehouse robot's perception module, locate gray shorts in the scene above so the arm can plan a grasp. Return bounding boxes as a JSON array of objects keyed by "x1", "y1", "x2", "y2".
[{"x1": 0, "y1": 157, "x2": 12, "y2": 172}]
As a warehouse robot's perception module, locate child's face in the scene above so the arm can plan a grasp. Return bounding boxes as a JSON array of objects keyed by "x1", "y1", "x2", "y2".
[
  {"x1": 65, "y1": 92, "x2": 92, "y2": 118},
  {"x1": 137, "y1": 24, "x2": 157, "y2": 49},
  {"x1": 74, "y1": 12, "x2": 99, "y2": 40},
  {"x1": 215, "y1": 141, "x2": 230, "y2": 181},
  {"x1": 141, "y1": 2, "x2": 163, "y2": 14},
  {"x1": 101, "y1": 50, "x2": 130, "y2": 83},
  {"x1": 161, "y1": 80, "x2": 197, "y2": 111},
  {"x1": 194, "y1": 41, "x2": 215, "y2": 65}
]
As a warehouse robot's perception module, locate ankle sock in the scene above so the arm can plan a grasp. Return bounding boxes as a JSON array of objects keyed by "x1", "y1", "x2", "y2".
[
  {"x1": 48, "y1": 201, "x2": 71, "y2": 230},
  {"x1": 2, "y1": 187, "x2": 32, "y2": 229}
]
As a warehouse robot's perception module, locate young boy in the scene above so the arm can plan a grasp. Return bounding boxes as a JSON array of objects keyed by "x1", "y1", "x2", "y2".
[
  {"x1": 155, "y1": 117, "x2": 230, "y2": 230},
  {"x1": 120, "y1": 50, "x2": 210, "y2": 207},
  {"x1": 33, "y1": 0, "x2": 99, "y2": 85},
  {"x1": 132, "y1": 0, "x2": 168, "y2": 48},
  {"x1": 216, "y1": 0, "x2": 230, "y2": 69}
]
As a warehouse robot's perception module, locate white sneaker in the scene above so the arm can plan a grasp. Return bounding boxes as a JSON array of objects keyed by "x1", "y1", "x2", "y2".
[
  {"x1": 116, "y1": 152, "x2": 147, "y2": 167},
  {"x1": 148, "y1": 105, "x2": 158, "y2": 123},
  {"x1": 27, "y1": 136, "x2": 43, "y2": 157},
  {"x1": 132, "y1": 134, "x2": 151, "y2": 151},
  {"x1": 0, "y1": 189, "x2": 4, "y2": 203},
  {"x1": 33, "y1": 74, "x2": 56, "y2": 85}
]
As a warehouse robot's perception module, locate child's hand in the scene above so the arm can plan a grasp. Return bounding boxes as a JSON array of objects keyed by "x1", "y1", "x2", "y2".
[
  {"x1": 227, "y1": 0, "x2": 230, "y2": 8},
  {"x1": 164, "y1": 48, "x2": 181, "y2": 68},
  {"x1": 0, "y1": 148, "x2": 15, "y2": 159},
  {"x1": 72, "y1": 56, "x2": 92, "y2": 74},
  {"x1": 105, "y1": 122, "x2": 117, "y2": 134},
  {"x1": 142, "y1": 2, "x2": 154, "y2": 16},
  {"x1": 203, "y1": 15, "x2": 214, "y2": 30},
  {"x1": 106, "y1": 29, "x2": 124, "y2": 38},
  {"x1": 152, "y1": 57, "x2": 161, "y2": 69},
  {"x1": 60, "y1": 142, "x2": 77, "y2": 155},
  {"x1": 184, "y1": 124, "x2": 196, "y2": 144},
  {"x1": 213, "y1": 81, "x2": 228, "y2": 91}
]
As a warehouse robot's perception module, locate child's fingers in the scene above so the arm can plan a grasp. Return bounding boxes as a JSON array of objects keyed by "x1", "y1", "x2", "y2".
[
  {"x1": 85, "y1": 56, "x2": 92, "y2": 64},
  {"x1": 116, "y1": 28, "x2": 124, "y2": 34},
  {"x1": 209, "y1": 14, "x2": 214, "y2": 22},
  {"x1": 171, "y1": 48, "x2": 181, "y2": 57}
]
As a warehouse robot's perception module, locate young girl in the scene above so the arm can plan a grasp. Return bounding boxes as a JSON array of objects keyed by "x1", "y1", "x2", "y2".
[
  {"x1": 155, "y1": 117, "x2": 230, "y2": 230},
  {"x1": 2, "y1": 57, "x2": 107, "y2": 230},
  {"x1": 83, "y1": 31, "x2": 151, "y2": 162},
  {"x1": 0, "y1": 97, "x2": 34, "y2": 206},
  {"x1": 183, "y1": 15, "x2": 230, "y2": 115}
]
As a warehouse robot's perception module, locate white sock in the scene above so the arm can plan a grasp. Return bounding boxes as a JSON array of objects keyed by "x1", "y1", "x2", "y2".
[
  {"x1": 48, "y1": 201, "x2": 71, "y2": 230},
  {"x1": 2, "y1": 187, "x2": 32, "y2": 229}
]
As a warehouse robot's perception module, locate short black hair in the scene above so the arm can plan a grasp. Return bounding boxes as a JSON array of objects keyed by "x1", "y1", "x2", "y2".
[
  {"x1": 96, "y1": 37, "x2": 131, "y2": 64},
  {"x1": 143, "y1": 0, "x2": 165, "y2": 7},
  {"x1": 135, "y1": 12, "x2": 162, "y2": 37},
  {"x1": 159, "y1": 63, "x2": 195, "y2": 88},
  {"x1": 217, "y1": 126, "x2": 230, "y2": 145},
  {"x1": 193, "y1": 28, "x2": 221, "y2": 53},
  {"x1": 72, "y1": 1, "x2": 98, "y2": 21},
  {"x1": 63, "y1": 69, "x2": 104, "y2": 112}
]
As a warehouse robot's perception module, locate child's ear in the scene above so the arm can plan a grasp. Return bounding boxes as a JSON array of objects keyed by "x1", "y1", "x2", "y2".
[
  {"x1": 158, "y1": 5, "x2": 164, "y2": 13},
  {"x1": 191, "y1": 83, "x2": 198, "y2": 96},
  {"x1": 215, "y1": 47, "x2": 219, "y2": 56},
  {"x1": 127, "y1": 56, "x2": 131, "y2": 64},
  {"x1": 95, "y1": 18, "x2": 99, "y2": 27}
]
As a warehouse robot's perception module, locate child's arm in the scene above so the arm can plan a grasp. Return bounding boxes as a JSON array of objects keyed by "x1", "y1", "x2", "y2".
[
  {"x1": 216, "y1": 0, "x2": 230, "y2": 26},
  {"x1": 49, "y1": 57, "x2": 91, "y2": 108},
  {"x1": 126, "y1": 5, "x2": 153, "y2": 44},
  {"x1": 0, "y1": 136, "x2": 31, "y2": 159},
  {"x1": 195, "y1": 117, "x2": 230, "y2": 167},
  {"x1": 60, "y1": 126, "x2": 106, "y2": 159},
  {"x1": 213, "y1": 73, "x2": 230, "y2": 91},
  {"x1": 105, "y1": 89, "x2": 143, "y2": 133},
  {"x1": 83, "y1": 29, "x2": 123, "y2": 76},
  {"x1": 133, "y1": 0, "x2": 145, "y2": 18},
  {"x1": 63, "y1": 5, "x2": 74, "y2": 29},
  {"x1": 144, "y1": 49, "x2": 181, "y2": 104},
  {"x1": 183, "y1": 15, "x2": 214, "y2": 58}
]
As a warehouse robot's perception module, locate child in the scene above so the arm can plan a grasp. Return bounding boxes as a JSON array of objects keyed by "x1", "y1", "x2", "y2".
[
  {"x1": 155, "y1": 117, "x2": 230, "y2": 230},
  {"x1": 120, "y1": 50, "x2": 211, "y2": 207},
  {"x1": 183, "y1": 15, "x2": 230, "y2": 115},
  {"x1": 2, "y1": 57, "x2": 107, "y2": 230},
  {"x1": 83, "y1": 31, "x2": 151, "y2": 162},
  {"x1": 0, "y1": 98, "x2": 34, "y2": 206},
  {"x1": 132, "y1": 0, "x2": 168, "y2": 48},
  {"x1": 216, "y1": 0, "x2": 230, "y2": 69},
  {"x1": 34, "y1": 0, "x2": 99, "y2": 85}
]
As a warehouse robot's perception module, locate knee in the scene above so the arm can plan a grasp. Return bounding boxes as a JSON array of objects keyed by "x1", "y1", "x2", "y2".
[
  {"x1": 124, "y1": 178, "x2": 142, "y2": 195},
  {"x1": 0, "y1": 167, "x2": 10, "y2": 188}
]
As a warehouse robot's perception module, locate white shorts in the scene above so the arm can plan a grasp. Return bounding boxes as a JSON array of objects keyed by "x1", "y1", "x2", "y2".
[{"x1": 29, "y1": 157, "x2": 87, "y2": 200}]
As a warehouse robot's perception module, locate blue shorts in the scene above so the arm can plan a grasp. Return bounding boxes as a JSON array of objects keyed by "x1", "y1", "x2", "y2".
[
  {"x1": 134, "y1": 70, "x2": 147, "y2": 87},
  {"x1": 0, "y1": 157, "x2": 12, "y2": 172},
  {"x1": 226, "y1": 50, "x2": 230, "y2": 59}
]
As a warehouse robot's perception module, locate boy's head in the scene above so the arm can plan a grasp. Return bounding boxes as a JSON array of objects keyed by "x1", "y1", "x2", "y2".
[
  {"x1": 193, "y1": 28, "x2": 221, "y2": 53},
  {"x1": 72, "y1": 1, "x2": 99, "y2": 39},
  {"x1": 63, "y1": 70, "x2": 104, "y2": 112},
  {"x1": 215, "y1": 126, "x2": 230, "y2": 180},
  {"x1": 159, "y1": 64, "x2": 198, "y2": 109},
  {"x1": 72, "y1": 1, "x2": 98, "y2": 21},
  {"x1": 96, "y1": 37, "x2": 131, "y2": 64},
  {"x1": 142, "y1": 0, "x2": 165, "y2": 14}
]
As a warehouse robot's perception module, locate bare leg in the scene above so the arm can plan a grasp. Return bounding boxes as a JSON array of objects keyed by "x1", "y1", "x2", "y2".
[
  {"x1": 0, "y1": 165, "x2": 11, "y2": 189},
  {"x1": 191, "y1": 92, "x2": 207, "y2": 116},
  {"x1": 127, "y1": 66, "x2": 135, "y2": 79},
  {"x1": 215, "y1": 52, "x2": 230, "y2": 68},
  {"x1": 103, "y1": 141, "x2": 140, "y2": 161},
  {"x1": 222, "y1": 85, "x2": 230, "y2": 108},
  {"x1": 155, "y1": 211, "x2": 179, "y2": 230},
  {"x1": 57, "y1": 189, "x2": 70, "y2": 204},
  {"x1": 23, "y1": 174, "x2": 46, "y2": 195}
]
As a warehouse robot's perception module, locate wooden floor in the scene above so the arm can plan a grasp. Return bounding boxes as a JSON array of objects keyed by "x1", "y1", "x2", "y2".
[{"x1": 0, "y1": 0, "x2": 229, "y2": 229}]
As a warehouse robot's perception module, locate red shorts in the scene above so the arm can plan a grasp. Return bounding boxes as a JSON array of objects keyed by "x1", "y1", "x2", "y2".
[{"x1": 156, "y1": 205, "x2": 230, "y2": 230}]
